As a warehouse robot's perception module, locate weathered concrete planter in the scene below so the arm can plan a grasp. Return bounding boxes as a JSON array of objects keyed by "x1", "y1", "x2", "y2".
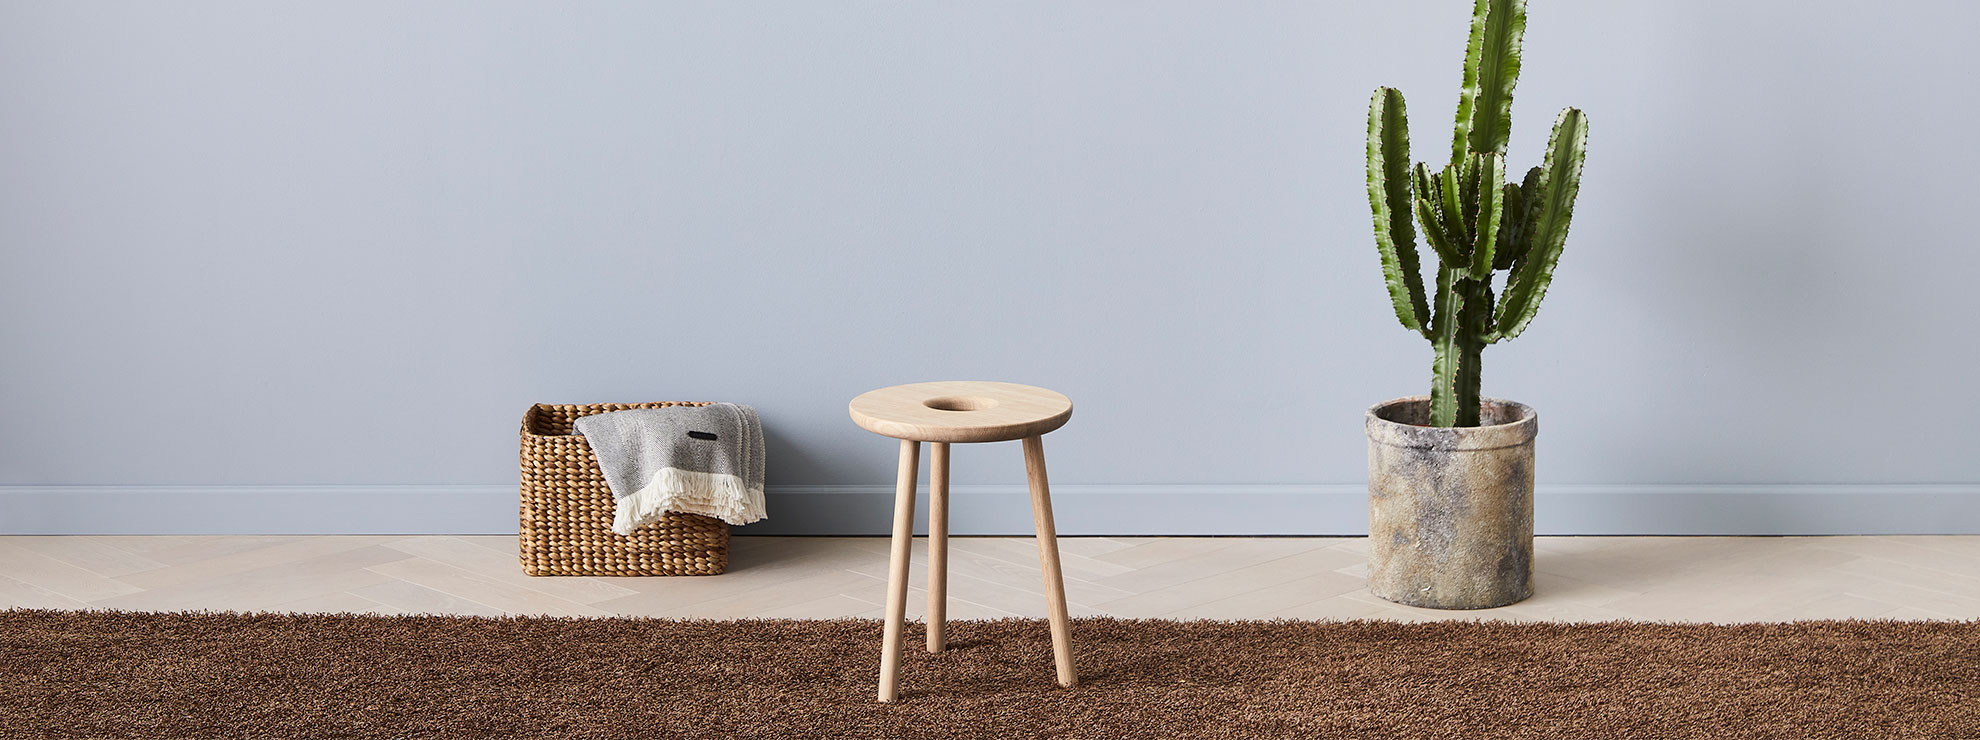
[{"x1": 1365, "y1": 396, "x2": 1536, "y2": 609}]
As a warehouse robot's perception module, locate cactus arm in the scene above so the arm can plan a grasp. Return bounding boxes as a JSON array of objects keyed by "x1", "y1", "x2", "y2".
[
  {"x1": 1490, "y1": 179, "x2": 1522, "y2": 269},
  {"x1": 1427, "y1": 266, "x2": 1467, "y2": 426},
  {"x1": 1468, "y1": 153, "x2": 1505, "y2": 278},
  {"x1": 1454, "y1": 0, "x2": 1527, "y2": 160},
  {"x1": 1416, "y1": 164, "x2": 1450, "y2": 249},
  {"x1": 1415, "y1": 196, "x2": 1464, "y2": 266},
  {"x1": 1493, "y1": 166, "x2": 1542, "y2": 270},
  {"x1": 1413, "y1": 162, "x2": 1438, "y2": 219},
  {"x1": 1459, "y1": 155, "x2": 1482, "y2": 241},
  {"x1": 1417, "y1": 159, "x2": 1433, "y2": 212},
  {"x1": 1450, "y1": 0, "x2": 1489, "y2": 163},
  {"x1": 1516, "y1": 164, "x2": 1545, "y2": 247},
  {"x1": 1495, "y1": 108, "x2": 1588, "y2": 341},
  {"x1": 1366, "y1": 87, "x2": 1430, "y2": 335},
  {"x1": 1439, "y1": 161, "x2": 1467, "y2": 248}
]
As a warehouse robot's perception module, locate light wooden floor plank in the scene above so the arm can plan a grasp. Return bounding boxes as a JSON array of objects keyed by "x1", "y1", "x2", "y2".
[
  {"x1": 264, "y1": 591, "x2": 393, "y2": 615},
  {"x1": 347, "y1": 579, "x2": 509, "y2": 617},
  {"x1": 380, "y1": 537, "x2": 640, "y2": 605},
  {"x1": 0, "y1": 536, "x2": 168, "y2": 578},
  {"x1": 0, "y1": 545, "x2": 145, "y2": 603},
  {"x1": 5, "y1": 536, "x2": 1979, "y2": 623},
  {"x1": 1160, "y1": 570, "x2": 1367, "y2": 619},
  {"x1": 114, "y1": 536, "x2": 396, "y2": 592},
  {"x1": 1091, "y1": 538, "x2": 1330, "y2": 594},
  {"x1": 840, "y1": 537, "x2": 1138, "y2": 609},
  {"x1": 653, "y1": 568, "x2": 883, "y2": 619},
  {"x1": 0, "y1": 574, "x2": 94, "y2": 611},
  {"x1": 1093, "y1": 547, "x2": 1361, "y2": 616},
  {"x1": 1089, "y1": 537, "x2": 1242, "y2": 570},
  {"x1": 87, "y1": 546, "x2": 407, "y2": 613},
  {"x1": 363, "y1": 558, "x2": 606, "y2": 618}
]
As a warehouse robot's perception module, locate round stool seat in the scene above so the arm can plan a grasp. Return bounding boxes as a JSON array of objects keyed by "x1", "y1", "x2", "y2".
[{"x1": 849, "y1": 381, "x2": 1072, "y2": 443}]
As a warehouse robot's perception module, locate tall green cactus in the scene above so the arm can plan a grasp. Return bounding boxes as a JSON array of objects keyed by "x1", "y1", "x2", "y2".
[{"x1": 1366, "y1": 0, "x2": 1588, "y2": 427}]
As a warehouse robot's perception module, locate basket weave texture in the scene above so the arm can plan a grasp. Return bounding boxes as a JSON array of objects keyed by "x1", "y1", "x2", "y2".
[{"x1": 519, "y1": 402, "x2": 729, "y2": 576}]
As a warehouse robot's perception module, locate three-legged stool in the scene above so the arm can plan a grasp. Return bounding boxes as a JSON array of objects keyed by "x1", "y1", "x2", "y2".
[{"x1": 849, "y1": 381, "x2": 1076, "y2": 702}]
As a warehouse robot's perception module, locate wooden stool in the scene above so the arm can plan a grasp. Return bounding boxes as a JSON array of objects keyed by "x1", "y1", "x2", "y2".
[{"x1": 849, "y1": 380, "x2": 1077, "y2": 702}]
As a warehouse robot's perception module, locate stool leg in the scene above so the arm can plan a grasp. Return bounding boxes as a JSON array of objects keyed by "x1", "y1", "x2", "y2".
[
  {"x1": 878, "y1": 439, "x2": 919, "y2": 703},
  {"x1": 1021, "y1": 435, "x2": 1077, "y2": 688},
  {"x1": 926, "y1": 442, "x2": 950, "y2": 653}
]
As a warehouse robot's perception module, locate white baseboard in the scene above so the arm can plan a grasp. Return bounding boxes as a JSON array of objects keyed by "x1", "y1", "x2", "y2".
[{"x1": 3, "y1": 484, "x2": 1978, "y2": 535}]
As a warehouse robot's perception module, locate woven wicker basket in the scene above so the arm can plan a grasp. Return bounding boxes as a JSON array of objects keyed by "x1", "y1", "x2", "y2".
[{"x1": 519, "y1": 402, "x2": 729, "y2": 576}]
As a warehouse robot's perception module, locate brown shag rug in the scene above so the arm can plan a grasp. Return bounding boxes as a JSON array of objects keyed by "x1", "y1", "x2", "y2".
[{"x1": 3, "y1": 610, "x2": 1975, "y2": 739}]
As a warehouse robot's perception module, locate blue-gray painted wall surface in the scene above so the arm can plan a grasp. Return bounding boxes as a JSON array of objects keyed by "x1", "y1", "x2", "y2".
[{"x1": 1, "y1": 2, "x2": 1976, "y2": 533}]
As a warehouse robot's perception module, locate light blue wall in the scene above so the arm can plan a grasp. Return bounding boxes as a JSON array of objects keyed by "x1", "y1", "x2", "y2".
[{"x1": 3, "y1": 2, "x2": 1977, "y2": 533}]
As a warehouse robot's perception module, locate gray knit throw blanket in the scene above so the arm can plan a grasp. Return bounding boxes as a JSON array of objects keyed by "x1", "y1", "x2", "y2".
[{"x1": 574, "y1": 403, "x2": 767, "y2": 533}]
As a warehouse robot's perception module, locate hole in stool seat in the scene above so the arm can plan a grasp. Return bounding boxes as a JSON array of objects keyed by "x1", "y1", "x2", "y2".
[{"x1": 923, "y1": 396, "x2": 998, "y2": 412}]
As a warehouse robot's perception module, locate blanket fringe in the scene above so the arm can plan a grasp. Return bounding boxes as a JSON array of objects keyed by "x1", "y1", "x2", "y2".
[{"x1": 612, "y1": 467, "x2": 766, "y2": 534}]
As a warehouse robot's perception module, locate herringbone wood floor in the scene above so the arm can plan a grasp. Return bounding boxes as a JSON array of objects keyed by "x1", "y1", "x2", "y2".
[{"x1": 3, "y1": 536, "x2": 1978, "y2": 622}]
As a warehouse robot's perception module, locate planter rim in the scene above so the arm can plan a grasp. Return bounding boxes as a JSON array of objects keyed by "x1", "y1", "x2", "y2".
[{"x1": 1365, "y1": 395, "x2": 1537, "y2": 451}]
